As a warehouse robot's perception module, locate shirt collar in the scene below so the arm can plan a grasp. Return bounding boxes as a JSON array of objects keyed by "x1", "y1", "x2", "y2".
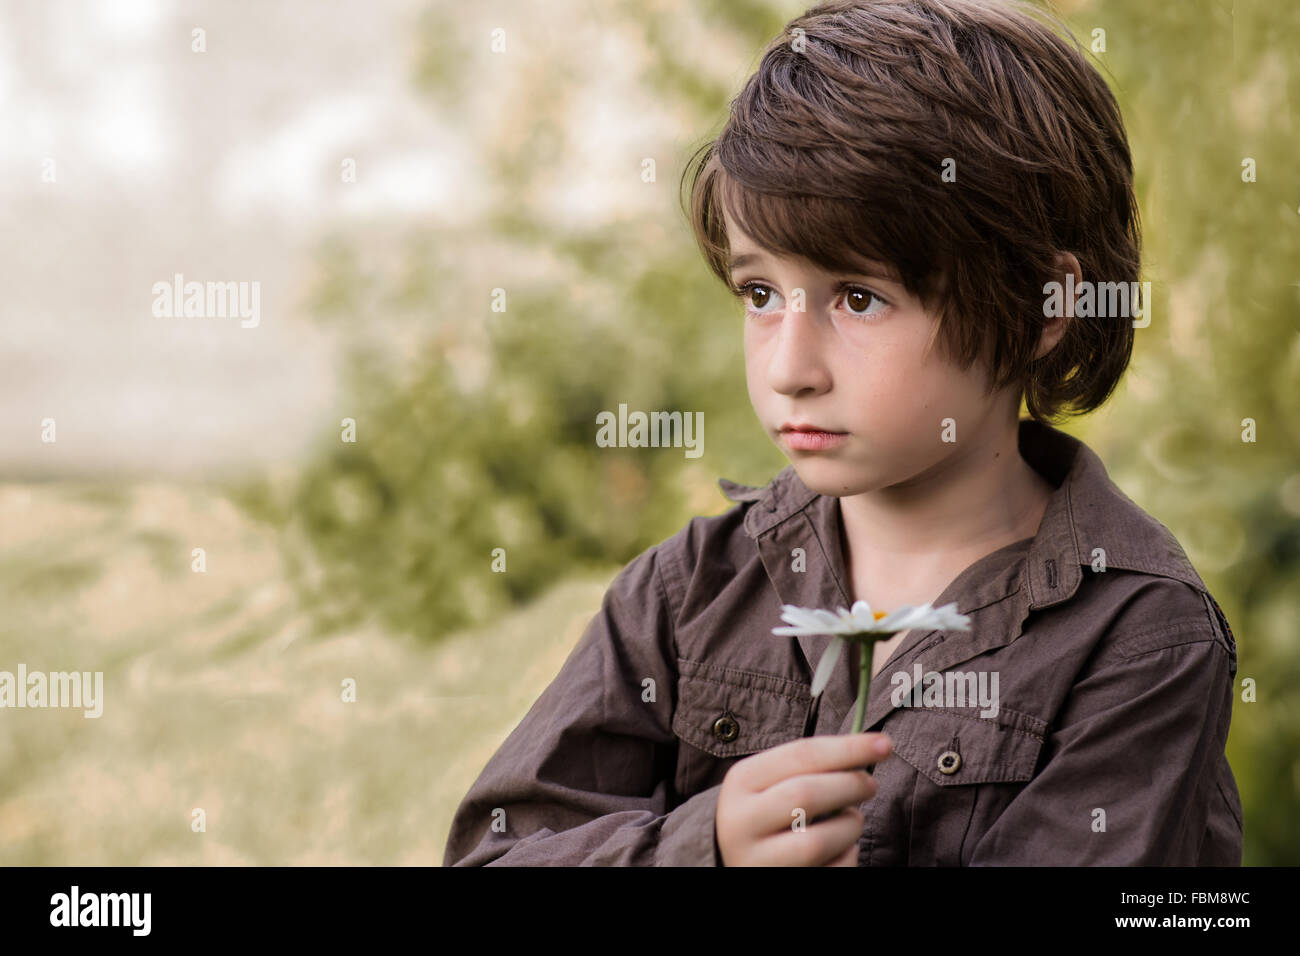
[{"x1": 718, "y1": 418, "x2": 1208, "y2": 610}]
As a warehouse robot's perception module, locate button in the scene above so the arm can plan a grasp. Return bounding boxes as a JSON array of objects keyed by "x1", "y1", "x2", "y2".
[
  {"x1": 937, "y1": 750, "x2": 961, "y2": 774},
  {"x1": 712, "y1": 713, "x2": 740, "y2": 742}
]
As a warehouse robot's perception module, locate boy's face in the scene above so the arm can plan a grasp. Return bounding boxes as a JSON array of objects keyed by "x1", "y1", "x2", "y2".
[{"x1": 725, "y1": 215, "x2": 1018, "y2": 497}]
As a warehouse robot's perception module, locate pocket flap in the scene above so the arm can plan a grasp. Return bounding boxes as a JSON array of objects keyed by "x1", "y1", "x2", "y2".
[
  {"x1": 885, "y1": 706, "x2": 1046, "y2": 787},
  {"x1": 673, "y1": 657, "x2": 812, "y2": 759}
]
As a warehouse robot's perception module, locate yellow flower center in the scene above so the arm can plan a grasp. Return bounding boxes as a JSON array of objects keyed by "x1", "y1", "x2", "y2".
[{"x1": 873, "y1": 610, "x2": 887, "y2": 620}]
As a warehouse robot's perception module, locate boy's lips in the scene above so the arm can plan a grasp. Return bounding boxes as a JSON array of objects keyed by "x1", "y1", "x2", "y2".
[
  {"x1": 779, "y1": 422, "x2": 846, "y2": 434},
  {"x1": 779, "y1": 424, "x2": 849, "y2": 451}
]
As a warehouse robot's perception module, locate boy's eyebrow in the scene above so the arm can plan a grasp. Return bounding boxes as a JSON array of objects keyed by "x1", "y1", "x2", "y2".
[
  {"x1": 727, "y1": 252, "x2": 763, "y2": 273},
  {"x1": 727, "y1": 249, "x2": 901, "y2": 282}
]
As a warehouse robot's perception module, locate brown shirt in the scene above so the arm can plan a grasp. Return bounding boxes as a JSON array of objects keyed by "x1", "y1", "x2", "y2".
[{"x1": 442, "y1": 419, "x2": 1243, "y2": 865}]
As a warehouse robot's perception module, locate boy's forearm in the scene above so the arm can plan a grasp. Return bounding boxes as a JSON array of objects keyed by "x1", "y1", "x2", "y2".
[{"x1": 444, "y1": 783, "x2": 724, "y2": 866}]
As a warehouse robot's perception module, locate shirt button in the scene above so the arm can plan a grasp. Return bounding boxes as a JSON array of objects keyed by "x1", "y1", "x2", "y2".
[
  {"x1": 937, "y1": 750, "x2": 962, "y2": 774},
  {"x1": 712, "y1": 713, "x2": 740, "y2": 743}
]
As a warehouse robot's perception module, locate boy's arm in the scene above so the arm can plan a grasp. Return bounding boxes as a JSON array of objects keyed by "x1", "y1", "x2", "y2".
[
  {"x1": 967, "y1": 609, "x2": 1239, "y2": 866},
  {"x1": 442, "y1": 543, "x2": 722, "y2": 866}
]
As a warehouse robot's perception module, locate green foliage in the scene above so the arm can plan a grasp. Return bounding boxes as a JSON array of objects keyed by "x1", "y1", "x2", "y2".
[
  {"x1": 228, "y1": 2, "x2": 809, "y2": 641},
  {"x1": 1080, "y1": 0, "x2": 1300, "y2": 865}
]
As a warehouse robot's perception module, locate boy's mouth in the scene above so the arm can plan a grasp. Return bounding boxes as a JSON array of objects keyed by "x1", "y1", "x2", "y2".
[{"x1": 779, "y1": 423, "x2": 849, "y2": 451}]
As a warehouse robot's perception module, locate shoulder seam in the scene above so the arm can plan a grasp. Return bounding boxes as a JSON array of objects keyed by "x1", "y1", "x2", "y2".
[
  {"x1": 1082, "y1": 556, "x2": 1206, "y2": 590},
  {"x1": 1109, "y1": 634, "x2": 1234, "y2": 675},
  {"x1": 1108, "y1": 617, "x2": 1221, "y2": 662}
]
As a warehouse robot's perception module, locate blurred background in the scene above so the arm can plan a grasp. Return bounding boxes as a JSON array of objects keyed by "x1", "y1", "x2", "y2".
[{"x1": 0, "y1": 0, "x2": 1295, "y2": 865}]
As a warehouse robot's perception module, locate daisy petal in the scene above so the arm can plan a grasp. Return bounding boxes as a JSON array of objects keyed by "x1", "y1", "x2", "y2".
[
  {"x1": 849, "y1": 599, "x2": 873, "y2": 619},
  {"x1": 814, "y1": 609, "x2": 845, "y2": 629},
  {"x1": 810, "y1": 636, "x2": 846, "y2": 697},
  {"x1": 776, "y1": 606, "x2": 822, "y2": 630},
  {"x1": 874, "y1": 605, "x2": 931, "y2": 632},
  {"x1": 933, "y1": 602, "x2": 972, "y2": 630},
  {"x1": 773, "y1": 605, "x2": 843, "y2": 637}
]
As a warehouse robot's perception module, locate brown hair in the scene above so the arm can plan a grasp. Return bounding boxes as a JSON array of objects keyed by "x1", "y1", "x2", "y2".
[{"x1": 680, "y1": 0, "x2": 1140, "y2": 423}]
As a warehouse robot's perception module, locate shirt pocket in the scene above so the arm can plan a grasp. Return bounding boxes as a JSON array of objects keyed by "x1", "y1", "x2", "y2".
[
  {"x1": 671, "y1": 656, "x2": 813, "y2": 797},
  {"x1": 882, "y1": 705, "x2": 1046, "y2": 866}
]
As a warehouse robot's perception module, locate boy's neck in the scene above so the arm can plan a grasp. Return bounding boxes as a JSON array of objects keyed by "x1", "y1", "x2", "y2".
[{"x1": 836, "y1": 418, "x2": 1055, "y2": 605}]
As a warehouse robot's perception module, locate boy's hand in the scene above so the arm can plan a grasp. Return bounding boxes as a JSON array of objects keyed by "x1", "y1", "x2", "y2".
[{"x1": 715, "y1": 732, "x2": 892, "y2": 866}]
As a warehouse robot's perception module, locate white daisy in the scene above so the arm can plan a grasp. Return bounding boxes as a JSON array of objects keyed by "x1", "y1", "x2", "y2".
[{"x1": 772, "y1": 600, "x2": 971, "y2": 697}]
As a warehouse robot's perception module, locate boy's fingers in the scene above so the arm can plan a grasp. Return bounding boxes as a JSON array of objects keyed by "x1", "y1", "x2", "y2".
[
  {"x1": 753, "y1": 769, "x2": 874, "y2": 835},
  {"x1": 739, "y1": 732, "x2": 892, "y2": 792},
  {"x1": 762, "y1": 807, "x2": 865, "y2": 866}
]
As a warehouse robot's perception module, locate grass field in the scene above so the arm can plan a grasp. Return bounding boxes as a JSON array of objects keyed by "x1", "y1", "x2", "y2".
[{"x1": 0, "y1": 480, "x2": 615, "y2": 865}]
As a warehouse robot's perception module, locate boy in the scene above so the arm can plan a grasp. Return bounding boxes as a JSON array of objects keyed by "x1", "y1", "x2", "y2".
[{"x1": 443, "y1": 0, "x2": 1242, "y2": 865}]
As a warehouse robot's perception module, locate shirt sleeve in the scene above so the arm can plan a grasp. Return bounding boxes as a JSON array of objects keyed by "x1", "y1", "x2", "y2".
[
  {"x1": 967, "y1": 623, "x2": 1237, "y2": 865},
  {"x1": 441, "y1": 542, "x2": 722, "y2": 866}
]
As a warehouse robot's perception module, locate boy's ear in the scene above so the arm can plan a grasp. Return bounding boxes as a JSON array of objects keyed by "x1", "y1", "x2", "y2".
[{"x1": 1035, "y1": 251, "x2": 1083, "y2": 360}]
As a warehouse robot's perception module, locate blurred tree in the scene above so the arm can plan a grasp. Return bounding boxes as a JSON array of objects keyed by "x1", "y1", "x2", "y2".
[
  {"x1": 230, "y1": 1, "x2": 797, "y2": 640},
  {"x1": 1069, "y1": 0, "x2": 1300, "y2": 865}
]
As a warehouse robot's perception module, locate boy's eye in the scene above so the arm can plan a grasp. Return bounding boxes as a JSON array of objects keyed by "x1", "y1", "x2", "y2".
[
  {"x1": 841, "y1": 285, "x2": 889, "y2": 318},
  {"x1": 735, "y1": 281, "x2": 784, "y2": 315}
]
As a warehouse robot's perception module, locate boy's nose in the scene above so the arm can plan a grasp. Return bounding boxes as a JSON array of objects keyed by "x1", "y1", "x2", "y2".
[{"x1": 766, "y1": 310, "x2": 834, "y2": 395}]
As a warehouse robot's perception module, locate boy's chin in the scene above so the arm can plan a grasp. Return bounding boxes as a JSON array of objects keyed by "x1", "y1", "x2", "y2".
[{"x1": 787, "y1": 459, "x2": 874, "y2": 497}]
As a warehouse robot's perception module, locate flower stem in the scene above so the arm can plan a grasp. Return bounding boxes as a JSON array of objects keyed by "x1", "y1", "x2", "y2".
[{"x1": 851, "y1": 637, "x2": 872, "y2": 733}]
